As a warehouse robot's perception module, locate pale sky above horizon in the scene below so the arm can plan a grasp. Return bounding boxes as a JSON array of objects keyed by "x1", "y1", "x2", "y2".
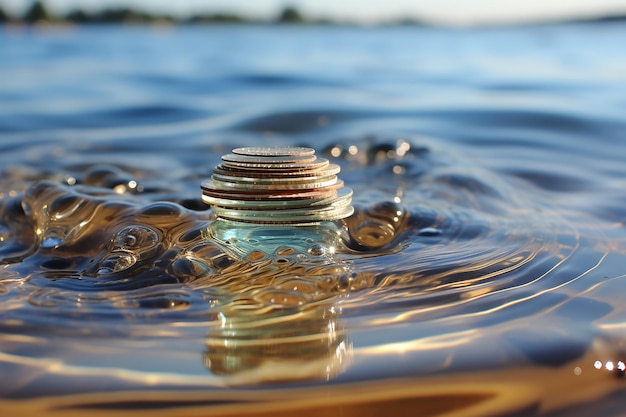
[{"x1": 3, "y1": 0, "x2": 626, "y2": 25}]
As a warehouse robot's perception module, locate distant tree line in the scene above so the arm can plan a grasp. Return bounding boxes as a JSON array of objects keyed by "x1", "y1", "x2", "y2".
[
  {"x1": 2, "y1": 0, "x2": 624, "y2": 26},
  {"x1": 0, "y1": 1, "x2": 322, "y2": 25}
]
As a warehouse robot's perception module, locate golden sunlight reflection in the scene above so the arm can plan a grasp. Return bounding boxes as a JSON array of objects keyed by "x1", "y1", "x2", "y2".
[
  {"x1": 364, "y1": 248, "x2": 603, "y2": 327},
  {"x1": 358, "y1": 329, "x2": 479, "y2": 356},
  {"x1": 3, "y1": 345, "x2": 622, "y2": 417}
]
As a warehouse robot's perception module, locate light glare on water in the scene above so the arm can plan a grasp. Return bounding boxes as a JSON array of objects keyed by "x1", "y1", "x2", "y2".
[{"x1": 1, "y1": 23, "x2": 626, "y2": 417}]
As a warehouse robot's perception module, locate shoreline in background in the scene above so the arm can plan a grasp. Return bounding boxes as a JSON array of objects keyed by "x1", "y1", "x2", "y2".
[{"x1": 1, "y1": 1, "x2": 626, "y2": 28}]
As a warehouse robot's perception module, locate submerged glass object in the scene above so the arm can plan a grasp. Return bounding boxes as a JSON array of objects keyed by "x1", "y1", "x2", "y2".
[{"x1": 201, "y1": 146, "x2": 354, "y2": 258}]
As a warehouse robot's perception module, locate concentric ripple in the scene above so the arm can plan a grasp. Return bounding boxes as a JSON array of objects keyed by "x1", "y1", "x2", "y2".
[
  {"x1": 0, "y1": 136, "x2": 623, "y2": 409},
  {"x1": 0, "y1": 137, "x2": 604, "y2": 331}
]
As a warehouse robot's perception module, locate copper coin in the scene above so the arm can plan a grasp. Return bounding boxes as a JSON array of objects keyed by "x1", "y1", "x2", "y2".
[{"x1": 213, "y1": 163, "x2": 341, "y2": 178}]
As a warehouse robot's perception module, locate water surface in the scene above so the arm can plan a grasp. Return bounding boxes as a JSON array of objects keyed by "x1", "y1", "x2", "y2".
[{"x1": 1, "y1": 24, "x2": 626, "y2": 416}]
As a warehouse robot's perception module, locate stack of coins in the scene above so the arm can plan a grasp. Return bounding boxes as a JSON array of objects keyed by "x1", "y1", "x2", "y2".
[{"x1": 201, "y1": 146, "x2": 353, "y2": 224}]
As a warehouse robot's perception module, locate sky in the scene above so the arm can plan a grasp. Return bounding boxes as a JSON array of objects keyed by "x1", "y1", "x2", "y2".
[{"x1": 3, "y1": 0, "x2": 626, "y2": 25}]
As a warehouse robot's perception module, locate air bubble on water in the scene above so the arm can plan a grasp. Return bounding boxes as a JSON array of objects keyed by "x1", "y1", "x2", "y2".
[
  {"x1": 97, "y1": 253, "x2": 137, "y2": 275},
  {"x1": 112, "y1": 225, "x2": 159, "y2": 252}
]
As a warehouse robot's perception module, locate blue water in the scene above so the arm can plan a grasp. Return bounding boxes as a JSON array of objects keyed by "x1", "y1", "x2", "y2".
[{"x1": 1, "y1": 23, "x2": 626, "y2": 416}]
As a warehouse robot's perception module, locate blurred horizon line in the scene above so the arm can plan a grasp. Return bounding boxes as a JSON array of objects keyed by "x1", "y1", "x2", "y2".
[{"x1": 2, "y1": 0, "x2": 626, "y2": 28}]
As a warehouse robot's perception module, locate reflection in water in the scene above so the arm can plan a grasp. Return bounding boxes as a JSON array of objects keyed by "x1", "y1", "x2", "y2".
[{"x1": 204, "y1": 301, "x2": 350, "y2": 384}]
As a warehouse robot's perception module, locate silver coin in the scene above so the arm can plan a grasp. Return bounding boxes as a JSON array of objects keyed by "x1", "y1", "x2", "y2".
[
  {"x1": 208, "y1": 177, "x2": 342, "y2": 191},
  {"x1": 203, "y1": 186, "x2": 340, "y2": 200},
  {"x1": 212, "y1": 204, "x2": 354, "y2": 223},
  {"x1": 211, "y1": 172, "x2": 338, "y2": 185},
  {"x1": 219, "y1": 158, "x2": 330, "y2": 172},
  {"x1": 203, "y1": 194, "x2": 333, "y2": 209},
  {"x1": 221, "y1": 153, "x2": 317, "y2": 164},
  {"x1": 203, "y1": 147, "x2": 353, "y2": 223},
  {"x1": 232, "y1": 146, "x2": 315, "y2": 157},
  {"x1": 202, "y1": 187, "x2": 352, "y2": 210}
]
